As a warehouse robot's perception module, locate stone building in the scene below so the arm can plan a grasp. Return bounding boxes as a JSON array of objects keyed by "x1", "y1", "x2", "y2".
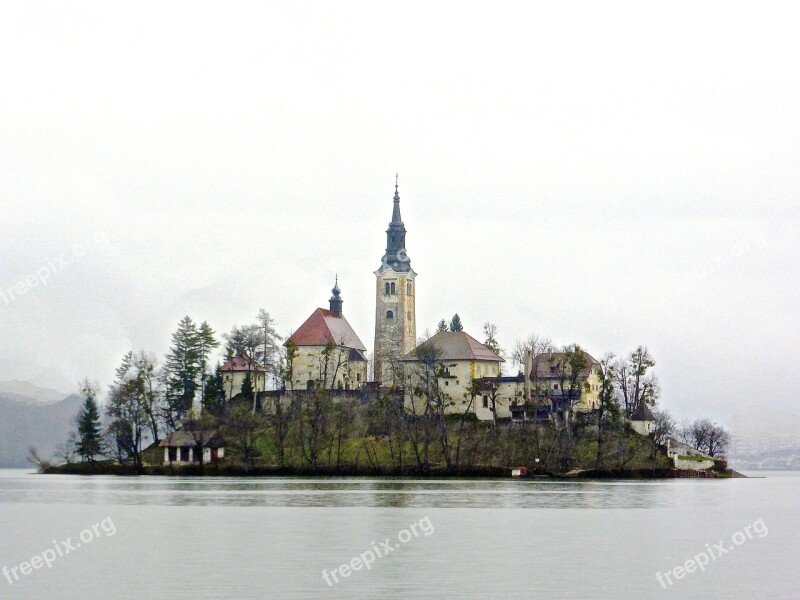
[
  {"x1": 284, "y1": 280, "x2": 368, "y2": 390},
  {"x1": 373, "y1": 177, "x2": 417, "y2": 385}
]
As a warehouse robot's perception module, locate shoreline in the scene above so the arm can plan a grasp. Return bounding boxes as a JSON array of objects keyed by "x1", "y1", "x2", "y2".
[{"x1": 40, "y1": 463, "x2": 745, "y2": 479}]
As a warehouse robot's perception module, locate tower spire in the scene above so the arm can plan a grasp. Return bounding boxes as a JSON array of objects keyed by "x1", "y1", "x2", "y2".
[
  {"x1": 329, "y1": 276, "x2": 343, "y2": 316},
  {"x1": 381, "y1": 174, "x2": 409, "y2": 271},
  {"x1": 391, "y1": 173, "x2": 402, "y2": 224}
]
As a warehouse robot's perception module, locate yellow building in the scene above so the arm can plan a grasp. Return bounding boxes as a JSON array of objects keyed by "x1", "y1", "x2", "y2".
[
  {"x1": 284, "y1": 281, "x2": 368, "y2": 391},
  {"x1": 220, "y1": 351, "x2": 267, "y2": 400},
  {"x1": 507, "y1": 350, "x2": 602, "y2": 423},
  {"x1": 400, "y1": 331, "x2": 504, "y2": 417}
]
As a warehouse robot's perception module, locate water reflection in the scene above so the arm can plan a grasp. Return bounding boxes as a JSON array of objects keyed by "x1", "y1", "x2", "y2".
[{"x1": 0, "y1": 469, "x2": 739, "y2": 509}]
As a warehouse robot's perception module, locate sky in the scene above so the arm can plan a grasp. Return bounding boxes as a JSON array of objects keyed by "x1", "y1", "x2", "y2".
[{"x1": 1, "y1": 1, "x2": 798, "y2": 429}]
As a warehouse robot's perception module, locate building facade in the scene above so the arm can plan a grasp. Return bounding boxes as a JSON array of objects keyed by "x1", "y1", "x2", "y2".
[
  {"x1": 400, "y1": 331, "x2": 504, "y2": 417},
  {"x1": 374, "y1": 178, "x2": 417, "y2": 385},
  {"x1": 220, "y1": 351, "x2": 267, "y2": 400},
  {"x1": 285, "y1": 281, "x2": 368, "y2": 390}
]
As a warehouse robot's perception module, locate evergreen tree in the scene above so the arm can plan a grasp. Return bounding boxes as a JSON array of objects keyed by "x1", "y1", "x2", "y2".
[
  {"x1": 202, "y1": 364, "x2": 226, "y2": 415},
  {"x1": 76, "y1": 380, "x2": 103, "y2": 462},
  {"x1": 436, "y1": 319, "x2": 448, "y2": 333},
  {"x1": 240, "y1": 371, "x2": 254, "y2": 397},
  {"x1": 449, "y1": 313, "x2": 464, "y2": 332},
  {"x1": 197, "y1": 321, "x2": 219, "y2": 407},
  {"x1": 165, "y1": 316, "x2": 201, "y2": 420}
]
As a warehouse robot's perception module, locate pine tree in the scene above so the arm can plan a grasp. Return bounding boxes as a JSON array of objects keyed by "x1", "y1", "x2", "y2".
[
  {"x1": 449, "y1": 313, "x2": 464, "y2": 332},
  {"x1": 240, "y1": 371, "x2": 254, "y2": 397},
  {"x1": 436, "y1": 319, "x2": 448, "y2": 333},
  {"x1": 165, "y1": 316, "x2": 201, "y2": 419},
  {"x1": 76, "y1": 380, "x2": 103, "y2": 462},
  {"x1": 197, "y1": 321, "x2": 219, "y2": 407},
  {"x1": 202, "y1": 364, "x2": 226, "y2": 415}
]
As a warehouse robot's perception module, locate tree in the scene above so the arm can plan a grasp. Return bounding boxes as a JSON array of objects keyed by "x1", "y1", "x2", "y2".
[
  {"x1": 164, "y1": 316, "x2": 201, "y2": 423},
  {"x1": 196, "y1": 321, "x2": 219, "y2": 405},
  {"x1": 680, "y1": 418, "x2": 730, "y2": 458},
  {"x1": 283, "y1": 340, "x2": 298, "y2": 391},
  {"x1": 436, "y1": 319, "x2": 448, "y2": 333},
  {"x1": 257, "y1": 309, "x2": 282, "y2": 385},
  {"x1": 651, "y1": 409, "x2": 675, "y2": 445},
  {"x1": 221, "y1": 402, "x2": 269, "y2": 469},
  {"x1": 27, "y1": 446, "x2": 52, "y2": 473},
  {"x1": 615, "y1": 346, "x2": 660, "y2": 417},
  {"x1": 594, "y1": 353, "x2": 621, "y2": 468},
  {"x1": 203, "y1": 364, "x2": 226, "y2": 415},
  {"x1": 129, "y1": 351, "x2": 163, "y2": 443},
  {"x1": 511, "y1": 333, "x2": 554, "y2": 370},
  {"x1": 182, "y1": 410, "x2": 219, "y2": 471},
  {"x1": 482, "y1": 322, "x2": 503, "y2": 357},
  {"x1": 106, "y1": 352, "x2": 152, "y2": 470},
  {"x1": 240, "y1": 371, "x2": 254, "y2": 397},
  {"x1": 449, "y1": 314, "x2": 464, "y2": 332},
  {"x1": 76, "y1": 379, "x2": 103, "y2": 463}
]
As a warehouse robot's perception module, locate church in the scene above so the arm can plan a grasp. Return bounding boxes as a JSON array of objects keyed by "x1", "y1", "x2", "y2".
[
  {"x1": 279, "y1": 177, "x2": 417, "y2": 391},
  {"x1": 250, "y1": 178, "x2": 608, "y2": 426}
]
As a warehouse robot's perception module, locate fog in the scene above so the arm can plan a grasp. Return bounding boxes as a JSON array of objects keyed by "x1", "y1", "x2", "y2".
[{"x1": 1, "y1": 1, "x2": 798, "y2": 428}]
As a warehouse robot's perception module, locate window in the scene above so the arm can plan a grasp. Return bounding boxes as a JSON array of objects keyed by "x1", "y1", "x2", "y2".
[
  {"x1": 386, "y1": 310, "x2": 393, "y2": 319},
  {"x1": 356, "y1": 373, "x2": 361, "y2": 382},
  {"x1": 180, "y1": 447, "x2": 190, "y2": 462},
  {"x1": 390, "y1": 282, "x2": 396, "y2": 295},
  {"x1": 554, "y1": 384, "x2": 559, "y2": 390},
  {"x1": 407, "y1": 282, "x2": 412, "y2": 295},
  {"x1": 482, "y1": 396, "x2": 489, "y2": 408},
  {"x1": 385, "y1": 282, "x2": 390, "y2": 295}
]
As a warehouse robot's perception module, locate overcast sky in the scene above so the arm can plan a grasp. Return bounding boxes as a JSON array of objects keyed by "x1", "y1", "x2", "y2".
[{"x1": 1, "y1": 2, "x2": 798, "y2": 428}]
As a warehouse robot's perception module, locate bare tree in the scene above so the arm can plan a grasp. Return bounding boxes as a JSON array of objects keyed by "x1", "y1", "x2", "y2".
[
  {"x1": 511, "y1": 333, "x2": 554, "y2": 371},
  {"x1": 27, "y1": 446, "x2": 52, "y2": 473},
  {"x1": 680, "y1": 417, "x2": 730, "y2": 457},
  {"x1": 614, "y1": 346, "x2": 660, "y2": 417},
  {"x1": 221, "y1": 402, "x2": 268, "y2": 468}
]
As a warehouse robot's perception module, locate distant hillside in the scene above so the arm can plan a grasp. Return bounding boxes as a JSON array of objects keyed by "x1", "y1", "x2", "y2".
[
  {"x1": 0, "y1": 379, "x2": 68, "y2": 405},
  {"x1": 0, "y1": 394, "x2": 83, "y2": 467}
]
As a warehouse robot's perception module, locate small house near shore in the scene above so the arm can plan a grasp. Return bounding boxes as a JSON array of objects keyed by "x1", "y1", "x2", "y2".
[{"x1": 158, "y1": 431, "x2": 225, "y2": 465}]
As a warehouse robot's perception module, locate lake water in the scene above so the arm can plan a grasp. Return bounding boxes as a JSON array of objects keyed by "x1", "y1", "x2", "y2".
[{"x1": 0, "y1": 469, "x2": 797, "y2": 599}]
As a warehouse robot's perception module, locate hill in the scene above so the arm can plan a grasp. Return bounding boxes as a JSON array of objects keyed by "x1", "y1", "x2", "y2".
[{"x1": 0, "y1": 392, "x2": 82, "y2": 467}]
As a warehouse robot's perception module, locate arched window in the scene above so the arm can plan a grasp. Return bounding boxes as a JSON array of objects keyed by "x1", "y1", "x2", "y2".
[
  {"x1": 407, "y1": 282, "x2": 412, "y2": 295},
  {"x1": 390, "y1": 282, "x2": 396, "y2": 295},
  {"x1": 385, "y1": 282, "x2": 390, "y2": 295},
  {"x1": 386, "y1": 310, "x2": 394, "y2": 319}
]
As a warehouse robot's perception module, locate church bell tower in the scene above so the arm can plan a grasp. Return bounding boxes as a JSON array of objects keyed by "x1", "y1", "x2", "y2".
[{"x1": 374, "y1": 176, "x2": 417, "y2": 384}]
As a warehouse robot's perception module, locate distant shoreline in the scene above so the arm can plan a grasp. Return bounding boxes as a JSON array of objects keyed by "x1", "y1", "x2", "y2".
[{"x1": 40, "y1": 463, "x2": 746, "y2": 479}]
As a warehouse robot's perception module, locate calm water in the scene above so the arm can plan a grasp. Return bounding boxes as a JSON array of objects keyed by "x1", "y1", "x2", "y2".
[{"x1": 0, "y1": 469, "x2": 797, "y2": 599}]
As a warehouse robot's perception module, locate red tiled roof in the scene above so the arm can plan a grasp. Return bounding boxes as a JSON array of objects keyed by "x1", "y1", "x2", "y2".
[
  {"x1": 220, "y1": 351, "x2": 266, "y2": 372},
  {"x1": 285, "y1": 308, "x2": 367, "y2": 351}
]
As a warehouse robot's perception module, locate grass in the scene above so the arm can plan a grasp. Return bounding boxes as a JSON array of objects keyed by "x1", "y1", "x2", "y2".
[{"x1": 677, "y1": 454, "x2": 712, "y2": 462}]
